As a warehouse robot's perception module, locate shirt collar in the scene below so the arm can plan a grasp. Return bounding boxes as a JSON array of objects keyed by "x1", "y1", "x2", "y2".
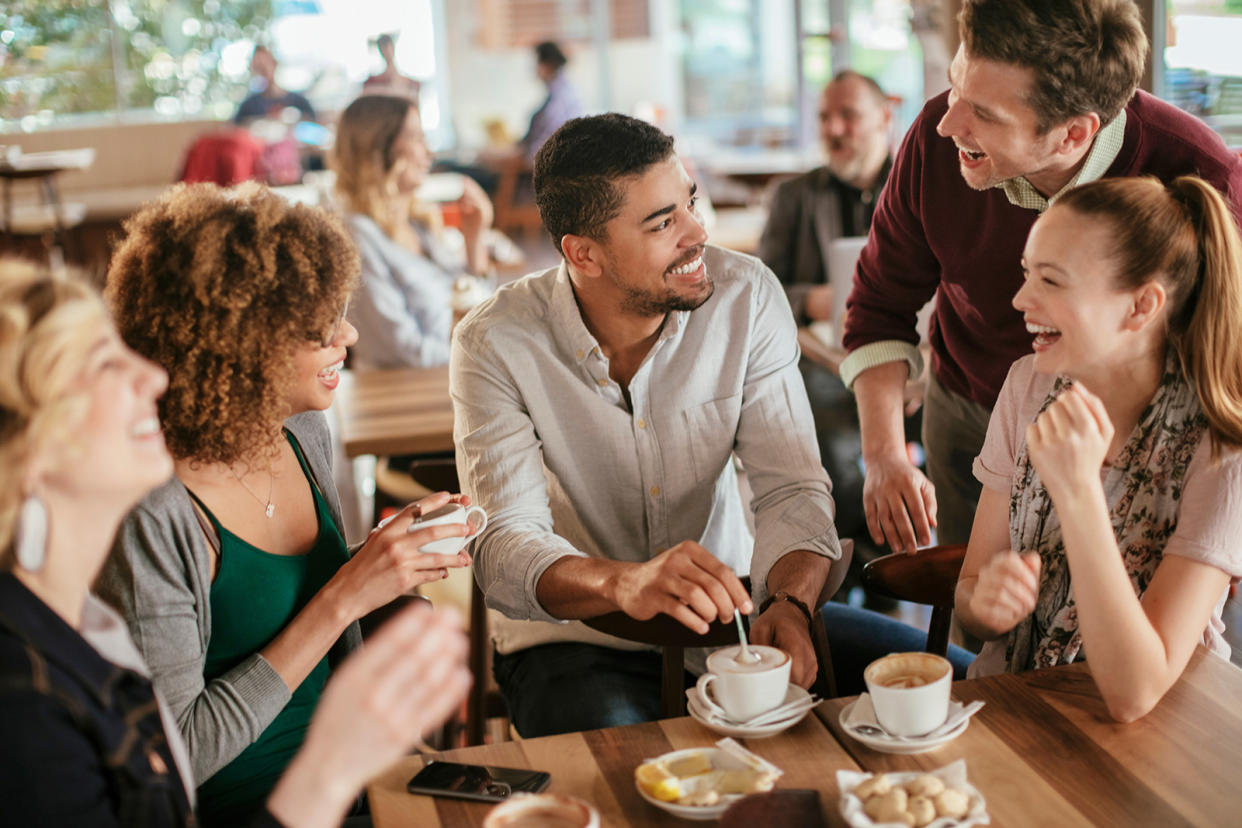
[
  {"x1": 997, "y1": 109, "x2": 1127, "y2": 212},
  {"x1": 0, "y1": 573, "x2": 127, "y2": 704}
]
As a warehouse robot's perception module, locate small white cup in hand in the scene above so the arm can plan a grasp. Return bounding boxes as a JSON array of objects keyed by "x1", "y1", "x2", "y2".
[
  {"x1": 695, "y1": 644, "x2": 791, "y2": 724},
  {"x1": 409, "y1": 502, "x2": 487, "y2": 555}
]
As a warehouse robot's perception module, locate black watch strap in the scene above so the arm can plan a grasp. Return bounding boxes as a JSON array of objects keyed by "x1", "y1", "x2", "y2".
[{"x1": 759, "y1": 591, "x2": 814, "y2": 627}]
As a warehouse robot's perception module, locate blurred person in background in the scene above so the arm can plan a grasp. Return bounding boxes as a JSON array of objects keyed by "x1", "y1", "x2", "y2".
[
  {"x1": 333, "y1": 94, "x2": 494, "y2": 370},
  {"x1": 363, "y1": 33, "x2": 421, "y2": 100},
  {"x1": 518, "y1": 41, "x2": 582, "y2": 162},
  {"x1": 234, "y1": 46, "x2": 316, "y2": 125},
  {"x1": 758, "y1": 69, "x2": 901, "y2": 610}
]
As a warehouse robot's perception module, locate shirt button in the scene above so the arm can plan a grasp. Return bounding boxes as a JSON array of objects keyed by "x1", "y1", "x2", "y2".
[
  {"x1": 576, "y1": 349, "x2": 584, "y2": 359},
  {"x1": 649, "y1": 486, "x2": 660, "y2": 497},
  {"x1": 637, "y1": 418, "x2": 647, "y2": 429},
  {"x1": 597, "y1": 378, "x2": 608, "y2": 387}
]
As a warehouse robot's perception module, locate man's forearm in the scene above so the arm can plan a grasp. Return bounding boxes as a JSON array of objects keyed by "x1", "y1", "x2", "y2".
[
  {"x1": 764, "y1": 550, "x2": 832, "y2": 610},
  {"x1": 854, "y1": 360, "x2": 912, "y2": 462},
  {"x1": 533, "y1": 556, "x2": 628, "y2": 619}
]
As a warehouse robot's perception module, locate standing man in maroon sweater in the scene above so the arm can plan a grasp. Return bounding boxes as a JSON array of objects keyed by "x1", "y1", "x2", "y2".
[{"x1": 840, "y1": 0, "x2": 1242, "y2": 556}]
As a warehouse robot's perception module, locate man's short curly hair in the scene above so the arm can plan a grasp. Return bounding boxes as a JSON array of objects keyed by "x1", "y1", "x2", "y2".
[
  {"x1": 105, "y1": 183, "x2": 359, "y2": 465},
  {"x1": 533, "y1": 113, "x2": 675, "y2": 255}
]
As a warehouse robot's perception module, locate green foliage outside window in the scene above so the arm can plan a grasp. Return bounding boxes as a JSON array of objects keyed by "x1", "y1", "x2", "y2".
[{"x1": 1, "y1": 0, "x2": 272, "y2": 124}]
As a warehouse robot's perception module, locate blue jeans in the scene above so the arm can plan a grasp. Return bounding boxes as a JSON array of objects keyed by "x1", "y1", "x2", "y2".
[
  {"x1": 493, "y1": 643, "x2": 679, "y2": 738},
  {"x1": 821, "y1": 602, "x2": 974, "y2": 696}
]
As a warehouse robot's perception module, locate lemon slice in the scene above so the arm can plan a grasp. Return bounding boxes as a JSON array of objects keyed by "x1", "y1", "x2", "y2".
[{"x1": 635, "y1": 762, "x2": 680, "y2": 802}]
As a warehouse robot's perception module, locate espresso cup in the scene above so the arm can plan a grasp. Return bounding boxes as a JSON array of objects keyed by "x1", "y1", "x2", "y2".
[
  {"x1": 409, "y1": 502, "x2": 488, "y2": 555},
  {"x1": 862, "y1": 652, "x2": 953, "y2": 737},
  {"x1": 482, "y1": 793, "x2": 600, "y2": 828},
  {"x1": 695, "y1": 644, "x2": 791, "y2": 724}
]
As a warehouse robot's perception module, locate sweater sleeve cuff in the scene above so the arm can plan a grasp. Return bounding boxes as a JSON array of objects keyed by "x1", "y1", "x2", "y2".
[{"x1": 839, "y1": 340, "x2": 923, "y2": 390}]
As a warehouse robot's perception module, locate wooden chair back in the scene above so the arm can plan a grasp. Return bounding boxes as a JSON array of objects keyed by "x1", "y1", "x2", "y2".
[{"x1": 860, "y1": 543, "x2": 967, "y2": 657}]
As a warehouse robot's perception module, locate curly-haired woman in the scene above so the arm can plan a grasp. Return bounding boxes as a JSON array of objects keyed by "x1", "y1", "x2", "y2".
[
  {"x1": 331, "y1": 94, "x2": 493, "y2": 369},
  {"x1": 95, "y1": 183, "x2": 475, "y2": 824}
]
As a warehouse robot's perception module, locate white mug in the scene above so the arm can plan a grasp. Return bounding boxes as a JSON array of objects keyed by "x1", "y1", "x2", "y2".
[
  {"x1": 863, "y1": 652, "x2": 952, "y2": 737},
  {"x1": 409, "y1": 502, "x2": 488, "y2": 555},
  {"x1": 695, "y1": 644, "x2": 791, "y2": 724}
]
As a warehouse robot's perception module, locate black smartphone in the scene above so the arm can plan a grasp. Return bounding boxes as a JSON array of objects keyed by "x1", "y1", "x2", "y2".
[{"x1": 406, "y1": 760, "x2": 551, "y2": 803}]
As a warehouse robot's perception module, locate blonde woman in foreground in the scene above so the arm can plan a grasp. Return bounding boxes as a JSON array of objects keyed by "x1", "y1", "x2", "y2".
[
  {"x1": 0, "y1": 260, "x2": 470, "y2": 826},
  {"x1": 957, "y1": 176, "x2": 1242, "y2": 721}
]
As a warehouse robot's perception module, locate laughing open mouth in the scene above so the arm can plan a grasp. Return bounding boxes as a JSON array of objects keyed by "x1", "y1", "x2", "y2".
[{"x1": 1026, "y1": 321, "x2": 1061, "y2": 347}]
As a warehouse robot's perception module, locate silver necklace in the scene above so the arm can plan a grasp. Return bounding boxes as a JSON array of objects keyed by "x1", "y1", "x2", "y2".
[{"x1": 231, "y1": 465, "x2": 275, "y2": 518}]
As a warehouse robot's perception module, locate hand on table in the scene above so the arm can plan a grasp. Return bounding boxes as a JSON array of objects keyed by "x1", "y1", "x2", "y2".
[
  {"x1": 611, "y1": 541, "x2": 753, "y2": 635},
  {"x1": 749, "y1": 602, "x2": 817, "y2": 688},
  {"x1": 331, "y1": 491, "x2": 474, "y2": 620},
  {"x1": 1026, "y1": 382, "x2": 1113, "y2": 501},
  {"x1": 862, "y1": 453, "x2": 937, "y2": 554},
  {"x1": 968, "y1": 549, "x2": 1041, "y2": 636}
]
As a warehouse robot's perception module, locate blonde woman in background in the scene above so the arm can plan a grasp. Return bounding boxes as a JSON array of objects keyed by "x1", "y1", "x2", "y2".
[
  {"x1": 0, "y1": 260, "x2": 471, "y2": 827},
  {"x1": 332, "y1": 94, "x2": 494, "y2": 369}
]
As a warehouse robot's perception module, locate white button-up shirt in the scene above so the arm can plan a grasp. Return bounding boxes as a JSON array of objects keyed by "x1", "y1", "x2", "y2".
[{"x1": 451, "y1": 245, "x2": 840, "y2": 655}]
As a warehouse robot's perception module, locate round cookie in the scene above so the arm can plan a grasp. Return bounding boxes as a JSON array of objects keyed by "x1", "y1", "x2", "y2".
[
  {"x1": 854, "y1": 773, "x2": 893, "y2": 800},
  {"x1": 935, "y1": 787, "x2": 971, "y2": 820},
  {"x1": 905, "y1": 773, "x2": 946, "y2": 798},
  {"x1": 908, "y1": 794, "x2": 937, "y2": 827}
]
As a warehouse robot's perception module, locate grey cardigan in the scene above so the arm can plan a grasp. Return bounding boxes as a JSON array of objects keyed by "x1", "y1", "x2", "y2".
[{"x1": 95, "y1": 411, "x2": 362, "y2": 784}]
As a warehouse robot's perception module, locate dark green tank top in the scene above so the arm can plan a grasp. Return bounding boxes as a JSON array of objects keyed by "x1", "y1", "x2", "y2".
[{"x1": 194, "y1": 431, "x2": 349, "y2": 825}]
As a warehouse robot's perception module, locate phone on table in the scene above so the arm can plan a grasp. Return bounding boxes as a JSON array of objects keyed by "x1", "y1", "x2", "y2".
[{"x1": 406, "y1": 760, "x2": 551, "y2": 803}]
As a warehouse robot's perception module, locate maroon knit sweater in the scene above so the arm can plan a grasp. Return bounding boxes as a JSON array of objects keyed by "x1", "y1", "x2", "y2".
[{"x1": 843, "y1": 90, "x2": 1242, "y2": 409}]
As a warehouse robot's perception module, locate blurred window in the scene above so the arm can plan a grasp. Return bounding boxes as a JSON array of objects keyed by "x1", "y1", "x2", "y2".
[
  {"x1": 678, "y1": 0, "x2": 923, "y2": 150},
  {"x1": 1162, "y1": 0, "x2": 1242, "y2": 146}
]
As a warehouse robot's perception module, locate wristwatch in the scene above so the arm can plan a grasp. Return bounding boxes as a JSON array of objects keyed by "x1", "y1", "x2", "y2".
[{"x1": 759, "y1": 590, "x2": 814, "y2": 627}]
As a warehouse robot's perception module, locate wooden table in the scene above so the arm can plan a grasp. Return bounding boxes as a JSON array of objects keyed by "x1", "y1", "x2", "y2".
[
  {"x1": 334, "y1": 365, "x2": 454, "y2": 458},
  {"x1": 368, "y1": 648, "x2": 1242, "y2": 826}
]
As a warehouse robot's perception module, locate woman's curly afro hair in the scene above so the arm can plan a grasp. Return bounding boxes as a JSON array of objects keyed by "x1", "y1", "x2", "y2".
[{"x1": 105, "y1": 182, "x2": 359, "y2": 464}]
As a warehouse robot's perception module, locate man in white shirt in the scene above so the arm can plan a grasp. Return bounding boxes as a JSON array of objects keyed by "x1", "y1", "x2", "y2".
[{"x1": 451, "y1": 114, "x2": 843, "y2": 736}]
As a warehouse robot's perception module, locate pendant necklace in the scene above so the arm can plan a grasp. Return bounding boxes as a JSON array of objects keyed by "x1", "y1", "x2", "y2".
[{"x1": 232, "y1": 464, "x2": 276, "y2": 518}]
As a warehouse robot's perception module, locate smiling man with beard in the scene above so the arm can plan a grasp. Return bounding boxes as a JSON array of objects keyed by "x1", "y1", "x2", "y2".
[{"x1": 450, "y1": 113, "x2": 843, "y2": 737}]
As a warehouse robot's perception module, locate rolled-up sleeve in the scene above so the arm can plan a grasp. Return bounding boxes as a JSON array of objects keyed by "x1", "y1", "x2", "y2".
[
  {"x1": 451, "y1": 323, "x2": 584, "y2": 622},
  {"x1": 735, "y1": 267, "x2": 842, "y2": 603}
]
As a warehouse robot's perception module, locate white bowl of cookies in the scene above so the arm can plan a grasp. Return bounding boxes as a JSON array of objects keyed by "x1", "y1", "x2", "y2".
[{"x1": 836, "y1": 760, "x2": 988, "y2": 828}]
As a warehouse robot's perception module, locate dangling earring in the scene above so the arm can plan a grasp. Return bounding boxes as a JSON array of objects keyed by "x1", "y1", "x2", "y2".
[{"x1": 14, "y1": 494, "x2": 48, "y2": 573}]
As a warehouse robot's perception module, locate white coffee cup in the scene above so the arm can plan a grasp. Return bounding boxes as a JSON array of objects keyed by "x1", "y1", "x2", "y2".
[
  {"x1": 695, "y1": 644, "x2": 791, "y2": 724},
  {"x1": 409, "y1": 502, "x2": 487, "y2": 555},
  {"x1": 863, "y1": 652, "x2": 953, "y2": 737},
  {"x1": 483, "y1": 793, "x2": 599, "y2": 828}
]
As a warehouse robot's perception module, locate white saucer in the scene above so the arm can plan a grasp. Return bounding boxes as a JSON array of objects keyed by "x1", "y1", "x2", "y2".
[
  {"x1": 686, "y1": 684, "x2": 815, "y2": 739},
  {"x1": 838, "y1": 698, "x2": 971, "y2": 754}
]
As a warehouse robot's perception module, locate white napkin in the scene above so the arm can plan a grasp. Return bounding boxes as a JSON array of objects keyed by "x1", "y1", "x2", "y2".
[
  {"x1": 837, "y1": 760, "x2": 989, "y2": 828},
  {"x1": 845, "y1": 694, "x2": 984, "y2": 741}
]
